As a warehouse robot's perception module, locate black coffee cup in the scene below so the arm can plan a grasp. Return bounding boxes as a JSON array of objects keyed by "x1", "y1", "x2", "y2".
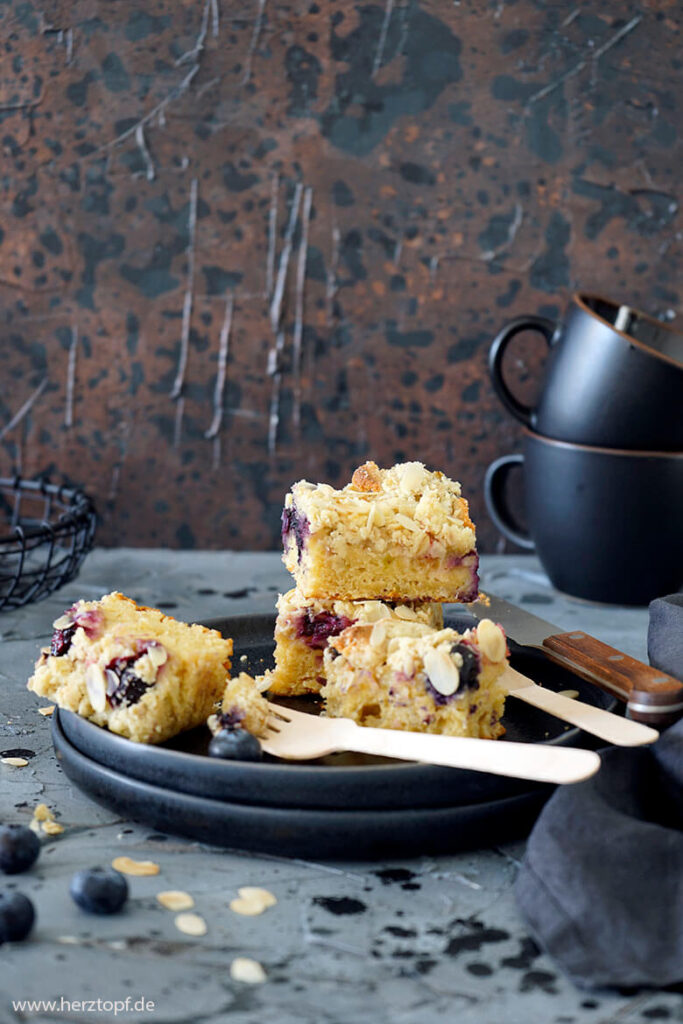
[
  {"x1": 489, "y1": 294, "x2": 683, "y2": 450},
  {"x1": 484, "y1": 430, "x2": 683, "y2": 605}
]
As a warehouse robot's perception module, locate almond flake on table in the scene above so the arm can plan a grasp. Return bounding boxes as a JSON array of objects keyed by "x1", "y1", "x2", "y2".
[
  {"x1": 112, "y1": 856, "x2": 160, "y2": 876},
  {"x1": 29, "y1": 802, "x2": 64, "y2": 834},
  {"x1": 229, "y1": 886, "x2": 277, "y2": 916},
  {"x1": 230, "y1": 957, "x2": 267, "y2": 984},
  {"x1": 156, "y1": 890, "x2": 195, "y2": 911},
  {"x1": 174, "y1": 912, "x2": 207, "y2": 936},
  {"x1": 38, "y1": 705, "x2": 55, "y2": 716},
  {"x1": 42, "y1": 820, "x2": 64, "y2": 835},
  {"x1": 1, "y1": 757, "x2": 29, "y2": 767}
]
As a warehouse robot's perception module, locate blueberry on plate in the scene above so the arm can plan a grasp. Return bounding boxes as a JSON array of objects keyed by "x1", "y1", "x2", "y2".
[
  {"x1": 70, "y1": 867, "x2": 128, "y2": 914},
  {"x1": 208, "y1": 728, "x2": 262, "y2": 762},
  {"x1": 0, "y1": 825, "x2": 41, "y2": 875},
  {"x1": 0, "y1": 892, "x2": 35, "y2": 943}
]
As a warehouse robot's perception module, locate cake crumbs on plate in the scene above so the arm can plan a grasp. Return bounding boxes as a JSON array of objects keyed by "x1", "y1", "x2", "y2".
[
  {"x1": 112, "y1": 856, "x2": 160, "y2": 876},
  {"x1": 175, "y1": 912, "x2": 207, "y2": 936}
]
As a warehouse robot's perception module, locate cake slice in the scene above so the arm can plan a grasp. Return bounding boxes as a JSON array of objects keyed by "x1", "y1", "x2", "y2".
[
  {"x1": 281, "y1": 461, "x2": 479, "y2": 602},
  {"x1": 268, "y1": 587, "x2": 443, "y2": 696},
  {"x1": 322, "y1": 617, "x2": 508, "y2": 738},
  {"x1": 28, "y1": 592, "x2": 232, "y2": 744}
]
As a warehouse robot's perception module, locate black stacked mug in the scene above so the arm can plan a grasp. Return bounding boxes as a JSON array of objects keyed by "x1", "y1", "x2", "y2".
[{"x1": 485, "y1": 293, "x2": 683, "y2": 605}]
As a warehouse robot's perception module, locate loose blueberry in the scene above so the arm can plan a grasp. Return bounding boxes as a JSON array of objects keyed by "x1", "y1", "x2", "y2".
[
  {"x1": 0, "y1": 892, "x2": 35, "y2": 943},
  {"x1": 0, "y1": 825, "x2": 40, "y2": 875},
  {"x1": 208, "y1": 728, "x2": 262, "y2": 762},
  {"x1": 69, "y1": 867, "x2": 128, "y2": 914},
  {"x1": 450, "y1": 643, "x2": 480, "y2": 690}
]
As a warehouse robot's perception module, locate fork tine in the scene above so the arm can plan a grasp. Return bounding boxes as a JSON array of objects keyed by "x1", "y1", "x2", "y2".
[{"x1": 265, "y1": 701, "x2": 292, "y2": 722}]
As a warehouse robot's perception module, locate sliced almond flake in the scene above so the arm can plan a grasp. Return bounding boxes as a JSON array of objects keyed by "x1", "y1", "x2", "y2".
[
  {"x1": 360, "y1": 601, "x2": 391, "y2": 624},
  {"x1": 230, "y1": 957, "x2": 267, "y2": 984},
  {"x1": 52, "y1": 614, "x2": 73, "y2": 630},
  {"x1": 85, "y1": 663, "x2": 107, "y2": 713},
  {"x1": 112, "y1": 856, "x2": 160, "y2": 877},
  {"x1": 33, "y1": 803, "x2": 52, "y2": 821},
  {"x1": 145, "y1": 644, "x2": 168, "y2": 669},
  {"x1": 393, "y1": 604, "x2": 417, "y2": 621},
  {"x1": 394, "y1": 512, "x2": 422, "y2": 533},
  {"x1": 2, "y1": 757, "x2": 29, "y2": 767},
  {"x1": 229, "y1": 887, "x2": 277, "y2": 917},
  {"x1": 156, "y1": 890, "x2": 195, "y2": 911},
  {"x1": 476, "y1": 619, "x2": 507, "y2": 663},
  {"x1": 38, "y1": 705, "x2": 55, "y2": 716},
  {"x1": 42, "y1": 820, "x2": 64, "y2": 835},
  {"x1": 423, "y1": 648, "x2": 460, "y2": 697},
  {"x1": 557, "y1": 689, "x2": 580, "y2": 700},
  {"x1": 174, "y1": 912, "x2": 207, "y2": 936}
]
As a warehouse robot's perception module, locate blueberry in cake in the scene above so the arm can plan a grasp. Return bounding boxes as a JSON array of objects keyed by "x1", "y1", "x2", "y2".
[
  {"x1": 322, "y1": 617, "x2": 509, "y2": 739},
  {"x1": 27, "y1": 592, "x2": 232, "y2": 744},
  {"x1": 282, "y1": 461, "x2": 479, "y2": 602},
  {"x1": 268, "y1": 587, "x2": 443, "y2": 696}
]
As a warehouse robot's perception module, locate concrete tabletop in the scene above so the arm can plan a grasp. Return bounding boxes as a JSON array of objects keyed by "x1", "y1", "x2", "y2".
[{"x1": 0, "y1": 550, "x2": 678, "y2": 1024}]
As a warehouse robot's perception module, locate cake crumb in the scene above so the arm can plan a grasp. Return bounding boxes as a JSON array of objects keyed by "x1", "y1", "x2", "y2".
[{"x1": 38, "y1": 705, "x2": 55, "y2": 716}]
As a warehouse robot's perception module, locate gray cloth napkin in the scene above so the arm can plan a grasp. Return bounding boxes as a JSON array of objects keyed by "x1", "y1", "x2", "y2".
[{"x1": 515, "y1": 595, "x2": 683, "y2": 991}]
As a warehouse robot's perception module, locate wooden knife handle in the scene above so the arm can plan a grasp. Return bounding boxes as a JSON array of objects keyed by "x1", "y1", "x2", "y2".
[{"x1": 542, "y1": 632, "x2": 683, "y2": 727}]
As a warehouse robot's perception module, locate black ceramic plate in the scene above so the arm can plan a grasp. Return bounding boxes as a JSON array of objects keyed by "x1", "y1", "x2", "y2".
[
  {"x1": 56, "y1": 611, "x2": 616, "y2": 811},
  {"x1": 52, "y1": 712, "x2": 549, "y2": 859}
]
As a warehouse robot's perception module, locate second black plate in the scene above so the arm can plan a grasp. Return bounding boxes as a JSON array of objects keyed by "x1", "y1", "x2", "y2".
[{"x1": 58, "y1": 611, "x2": 615, "y2": 811}]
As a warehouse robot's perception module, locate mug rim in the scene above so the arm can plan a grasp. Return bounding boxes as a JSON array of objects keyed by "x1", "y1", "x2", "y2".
[
  {"x1": 573, "y1": 292, "x2": 683, "y2": 371},
  {"x1": 522, "y1": 427, "x2": 683, "y2": 459}
]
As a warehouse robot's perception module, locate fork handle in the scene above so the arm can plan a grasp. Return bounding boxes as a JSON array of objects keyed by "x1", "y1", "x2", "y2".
[{"x1": 343, "y1": 724, "x2": 600, "y2": 785}]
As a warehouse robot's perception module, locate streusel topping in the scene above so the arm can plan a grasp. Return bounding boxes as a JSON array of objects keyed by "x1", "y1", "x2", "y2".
[{"x1": 284, "y1": 461, "x2": 476, "y2": 556}]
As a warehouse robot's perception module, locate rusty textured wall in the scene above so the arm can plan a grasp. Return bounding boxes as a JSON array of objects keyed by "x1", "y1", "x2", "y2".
[{"x1": 0, "y1": 0, "x2": 680, "y2": 550}]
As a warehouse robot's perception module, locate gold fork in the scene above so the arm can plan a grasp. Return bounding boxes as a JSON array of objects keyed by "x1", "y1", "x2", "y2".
[{"x1": 260, "y1": 702, "x2": 600, "y2": 785}]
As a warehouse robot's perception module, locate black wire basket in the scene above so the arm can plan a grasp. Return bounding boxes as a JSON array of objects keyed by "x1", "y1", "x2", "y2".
[{"x1": 0, "y1": 477, "x2": 97, "y2": 611}]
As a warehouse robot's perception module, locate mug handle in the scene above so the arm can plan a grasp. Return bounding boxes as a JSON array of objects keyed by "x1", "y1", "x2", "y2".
[
  {"x1": 488, "y1": 316, "x2": 556, "y2": 427},
  {"x1": 484, "y1": 455, "x2": 535, "y2": 550}
]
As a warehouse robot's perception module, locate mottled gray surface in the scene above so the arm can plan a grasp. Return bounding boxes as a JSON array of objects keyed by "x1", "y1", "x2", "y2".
[{"x1": 0, "y1": 551, "x2": 680, "y2": 1024}]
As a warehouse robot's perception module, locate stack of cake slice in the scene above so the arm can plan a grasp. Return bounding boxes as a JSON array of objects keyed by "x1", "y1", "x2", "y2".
[{"x1": 270, "y1": 460, "x2": 509, "y2": 738}]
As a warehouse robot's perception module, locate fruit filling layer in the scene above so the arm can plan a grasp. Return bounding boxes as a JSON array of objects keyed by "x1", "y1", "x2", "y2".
[
  {"x1": 293, "y1": 610, "x2": 355, "y2": 649},
  {"x1": 281, "y1": 505, "x2": 309, "y2": 563}
]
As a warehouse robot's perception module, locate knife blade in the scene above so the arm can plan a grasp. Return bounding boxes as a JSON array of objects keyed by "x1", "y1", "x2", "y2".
[{"x1": 467, "y1": 593, "x2": 683, "y2": 728}]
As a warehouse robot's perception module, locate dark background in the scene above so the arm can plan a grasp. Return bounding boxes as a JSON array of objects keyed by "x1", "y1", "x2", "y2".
[{"x1": 0, "y1": 0, "x2": 679, "y2": 550}]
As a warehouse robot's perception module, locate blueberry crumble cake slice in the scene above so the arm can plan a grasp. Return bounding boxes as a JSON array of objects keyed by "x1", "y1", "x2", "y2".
[
  {"x1": 282, "y1": 461, "x2": 479, "y2": 602},
  {"x1": 28, "y1": 592, "x2": 232, "y2": 744},
  {"x1": 268, "y1": 587, "x2": 443, "y2": 696},
  {"x1": 322, "y1": 617, "x2": 508, "y2": 739}
]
